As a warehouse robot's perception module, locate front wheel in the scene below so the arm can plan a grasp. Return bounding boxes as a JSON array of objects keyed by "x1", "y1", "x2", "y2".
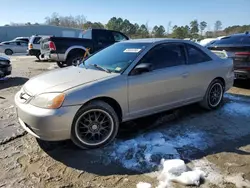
[
  {"x1": 71, "y1": 101, "x2": 119, "y2": 149},
  {"x1": 200, "y1": 79, "x2": 224, "y2": 110},
  {"x1": 5, "y1": 49, "x2": 13, "y2": 55}
]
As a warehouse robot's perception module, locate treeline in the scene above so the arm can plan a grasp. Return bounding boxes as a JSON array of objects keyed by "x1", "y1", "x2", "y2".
[{"x1": 7, "y1": 13, "x2": 250, "y2": 39}]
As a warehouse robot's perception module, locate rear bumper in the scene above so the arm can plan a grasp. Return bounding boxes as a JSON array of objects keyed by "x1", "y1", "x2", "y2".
[
  {"x1": 234, "y1": 69, "x2": 250, "y2": 79},
  {"x1": 42, "y1": 52, "x2": 64, "y2": 62}
]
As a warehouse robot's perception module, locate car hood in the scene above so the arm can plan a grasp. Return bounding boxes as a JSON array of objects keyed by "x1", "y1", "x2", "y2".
[
  {"x1": 0, "y1": 55, "x2": 10, "y2": 61},
  {"x1": 23, "y1": 66, "x2": 116, "y2": 95}
]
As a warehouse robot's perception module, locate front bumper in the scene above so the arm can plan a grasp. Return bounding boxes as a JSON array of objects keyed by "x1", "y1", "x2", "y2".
[
  {"x1": 15, "y1": 91, "x2": 81, "y2": 141},
  {"x1": 234, "y1": 69, "x2": 250, "y2": 80},
  {"x1": 0, "y1": 65, "x2": 12, "y2": 78}
]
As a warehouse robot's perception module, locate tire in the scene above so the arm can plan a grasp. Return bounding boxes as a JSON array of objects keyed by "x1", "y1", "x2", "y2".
[
  {"x1": 200, "y1": 79, "x2": 224, "y2": 110},
  {"x1": 66, "y1": 52, "x2": 84, "y2": 67},
  {"x1": 56, "y1": 61, "x2": 67, "y2": 68},
  {"x1": 35, "y1": 53, "x2": 41, "y2": 60},
  {"x1": 5, "y1": 49, "x2": 13, "y2": 55},
  {"x1": 71, "y1": 101, "x2": 119, "y2": 149}
]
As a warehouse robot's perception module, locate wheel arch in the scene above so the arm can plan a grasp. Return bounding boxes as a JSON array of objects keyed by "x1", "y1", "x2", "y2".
[
  {"x1": 212, "y1": 77, "x2": 225, "y2": 89},
  {"x1": 78, "y1": 96, "x2": 123, "y2": 122},
  {"x1": 64, "y1": 46, "x2": 89, "y2": 60}
]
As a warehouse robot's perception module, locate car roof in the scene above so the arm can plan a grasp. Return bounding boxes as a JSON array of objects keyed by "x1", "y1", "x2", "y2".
[
  {"x1": 120, "y1": 38, "x2": 185, "y2": 44},
  {"x1": 15, "y1": 37, "x2": 29, "y2": 39},
  {"x1": 229, "y1": 32, "x2": 250, "y2": 37}
]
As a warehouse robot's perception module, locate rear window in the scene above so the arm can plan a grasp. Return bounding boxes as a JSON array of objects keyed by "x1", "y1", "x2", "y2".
[
  {"x1": 81, "y1": 30, "x2": 92, "y2": 39},
  {"x1": 211, "y1": 35, "x2": 250, "y2": 45}
]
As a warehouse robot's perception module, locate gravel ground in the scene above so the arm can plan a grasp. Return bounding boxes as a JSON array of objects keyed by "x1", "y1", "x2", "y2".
[{"x1": 0, "y1": 56, "x2": 250, "y2": 188}]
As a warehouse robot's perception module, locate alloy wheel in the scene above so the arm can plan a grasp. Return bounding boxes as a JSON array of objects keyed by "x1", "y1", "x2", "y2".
[
  {"x1": 75, "y1": 109, "x2": 114, "y2": 146},
  {"x1": 208, "y1": 83, "x2": 223, "y2": 107}
]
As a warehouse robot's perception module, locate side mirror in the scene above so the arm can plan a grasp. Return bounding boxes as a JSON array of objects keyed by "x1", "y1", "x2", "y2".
[{"x1": 130, "y1": 63, "x2": 153, "y2": 75}]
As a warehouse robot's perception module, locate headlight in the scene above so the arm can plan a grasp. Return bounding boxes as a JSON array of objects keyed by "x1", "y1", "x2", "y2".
[
  {"x1": 0, "y1": 61, "x2": 9, "y2": 66},
  {"x1": 30, "y1": 93, "x2": 65, "y2": 109}
]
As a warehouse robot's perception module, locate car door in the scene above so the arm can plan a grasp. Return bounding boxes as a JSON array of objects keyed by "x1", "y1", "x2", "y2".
[
  {"x1": 13, "y1": 41, "x2": 23, "y2": 53},
  {"x1": 184, "y1": 43, "x2": 215, "y2": 100},
  {"x1": 93, "y1": 30, "x2": 115, "y2": 51},
  {"x1": 128, "y1": 43, "x2": 189, "y2": 117},
  {"x1": 20, "y1": 41, "x2": 28, "y2": 53}
]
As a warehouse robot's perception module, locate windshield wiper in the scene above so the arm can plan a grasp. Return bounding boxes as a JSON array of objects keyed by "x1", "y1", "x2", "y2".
[{"x1": 89, "y1": 64, "x2": 111, "y2": 73}]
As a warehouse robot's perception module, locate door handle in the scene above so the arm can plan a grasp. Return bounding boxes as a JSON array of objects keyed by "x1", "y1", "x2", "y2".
[{"x1": 182, "y1": 72, "x2": 189, "y2": 77}]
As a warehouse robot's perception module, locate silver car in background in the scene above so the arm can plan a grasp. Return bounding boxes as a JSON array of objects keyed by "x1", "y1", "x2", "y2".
[
  {"x1": 15, "y1": 39, "x2": 234, "y2": 149},
  {"x1": 0, "y1": 40, "x2": 28, "y2": 55}
]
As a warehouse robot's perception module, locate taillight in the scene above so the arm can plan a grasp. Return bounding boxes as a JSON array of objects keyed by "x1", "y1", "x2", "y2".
[
  {"x1": 28, "y1": 43, "x2": 33, "y2": 49},
  {"x1": 235, "y1": 52, "x2": 250, "y2": 56},
  {"x1": 49, "y1": 41, "x2": 56, "y2": 51}
]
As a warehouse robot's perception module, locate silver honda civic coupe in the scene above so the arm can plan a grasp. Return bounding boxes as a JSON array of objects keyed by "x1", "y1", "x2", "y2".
[{"x1": 15, "y1": 38, "x2": 234, "y2": 149}]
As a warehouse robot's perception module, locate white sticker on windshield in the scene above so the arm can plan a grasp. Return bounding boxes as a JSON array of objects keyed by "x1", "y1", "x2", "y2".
[
  {"x1": 115, "y1": 67, "x2": 122, "y2": 71},
  {"x1": 124, "y1": 48, "x2": 141, "y2": 53}
]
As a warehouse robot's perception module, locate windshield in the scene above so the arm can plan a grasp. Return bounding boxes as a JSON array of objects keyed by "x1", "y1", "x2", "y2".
[{"x1": 80, "y1": 42, "x2": 149, "y2": 73}]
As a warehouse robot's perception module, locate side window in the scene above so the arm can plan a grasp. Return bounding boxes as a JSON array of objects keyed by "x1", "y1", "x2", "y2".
[
  {"x1": 20, "y1": 42, "x2": 28, "y2": 46},
  {"x1": 33, "y1": 37, "x2": 41, "y2": 44},
  {"x1": 16, "y1": 42, "x2": 21, "y2": 46},
  {"x1": 186, "y1": 44, "x2": 212, "y2": 64},
  {"x1": 140, "y1": 43, "x2": 186, "y2": 70},
  {"x1": 112, "y1": 32, "x2": 127, "y2": 42},
  {"x1": 95, "y1": 31, "x2": 114, "y2": 43}
]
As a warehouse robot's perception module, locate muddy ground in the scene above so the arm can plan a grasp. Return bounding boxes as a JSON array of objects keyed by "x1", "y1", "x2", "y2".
[{"x1": 0, "y1": 56, "x2": 250, "y2": 188}]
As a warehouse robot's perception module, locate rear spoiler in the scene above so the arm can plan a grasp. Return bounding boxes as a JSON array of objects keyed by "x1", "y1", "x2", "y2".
[{"x1": 211, "y1": 50, "x2": 234, "y2": 59}]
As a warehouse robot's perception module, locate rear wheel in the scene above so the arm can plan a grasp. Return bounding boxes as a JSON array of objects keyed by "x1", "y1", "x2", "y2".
[
  {"x1": 66, "y1": 52, "x2": 85, "y2": 67},
  {"x1": 71, "y1": 101, "x2": 119, "y2": 149},
  {"x1": 5, "y1": 49, "x2": 13, "y2": 55},
  {"x1": 57, "y1": 62, "x2": 67, "y2": 68},
  {"x1": 200, "y1": 79, "x2": 224, "y2": 110},
  {"x1": 35, "y1": 53, "x2": 41, "y2": 60}
]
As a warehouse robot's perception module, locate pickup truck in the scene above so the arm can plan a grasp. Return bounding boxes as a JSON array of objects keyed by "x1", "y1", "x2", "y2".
[{"x1": 40, "y1": 29, "x2": 129, "y2": 68}]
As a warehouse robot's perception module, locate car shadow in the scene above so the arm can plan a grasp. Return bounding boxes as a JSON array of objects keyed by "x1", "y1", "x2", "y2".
[
  {"x1": 37, "y1": 109, "x2": 182, "y2": 176},
  {"x1": 234, "y1": 79, "x2": 250, "y2": 89},
  {"x1": 38, "y1": 94, "x2": 250, "y2": 176},
  {"x1": 0, "y1": 77, "x2": 29, "y2": 90}
]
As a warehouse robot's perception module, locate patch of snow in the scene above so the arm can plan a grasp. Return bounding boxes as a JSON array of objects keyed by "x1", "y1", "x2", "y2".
[
  {"x1": 156, "y1": 159, "x2": 205, "y2": 187},
  {"x1": 222, "y1": 102, "x2": 250, "y2": 116},
  {"x1": 159, "y1": 159, "x2": 187, "y2": 176},
  {"x1": 136, "y1": 182, "x2": 152, "y2": 188},
  {"x1": 225, "y1": 93, "x2": 250, "y2": 102},
  {"x1": 169, "y1": 169, "x2": 205, "y2": 186},
  {"x1": 105, "y1": 130, "x2": 209, "y2": 171}
]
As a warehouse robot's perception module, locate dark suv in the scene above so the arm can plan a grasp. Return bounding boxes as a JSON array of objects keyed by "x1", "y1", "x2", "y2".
[{"x1": 208, "y1": 32, "x2": 250, "y2": 79}]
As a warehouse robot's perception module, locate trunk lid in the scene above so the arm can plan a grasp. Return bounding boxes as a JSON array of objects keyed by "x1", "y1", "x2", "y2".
[{"x1": 208, "y1": 45, "x2": 250, "y2": 69}]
